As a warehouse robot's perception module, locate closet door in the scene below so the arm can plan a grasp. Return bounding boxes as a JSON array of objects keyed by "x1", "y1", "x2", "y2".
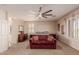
[{"x1": 0, "y1": 19, "x2": 9, "y2": 52}]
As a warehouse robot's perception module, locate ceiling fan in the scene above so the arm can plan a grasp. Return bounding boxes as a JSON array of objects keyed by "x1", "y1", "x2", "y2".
[{"x1": 35, "y1": 7, "x2": 56, "y2": 19}]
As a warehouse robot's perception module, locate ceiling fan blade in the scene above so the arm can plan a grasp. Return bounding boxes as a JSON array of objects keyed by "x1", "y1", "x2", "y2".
[
  {"x1": 39, "y1": 7, "x2": 42, "y2": 12},
  {"x1": 43, "y1": 10, "x2": 53, "y2": 14},
  {"x1": 42, "y1": 13, "x2": 47, "y2": 18},
  {"x1": 43, "y1": 16, "x2": 48, "y2": 18},
  {"x1": 36, "y1": 7, "x2": 42, "y2": 17},
  {"x1": 45, "y1": 14, "x2": 52, "y2": 16},
  {"x1": 45, "y1": 14, "x2": 56, "y2": 17}
]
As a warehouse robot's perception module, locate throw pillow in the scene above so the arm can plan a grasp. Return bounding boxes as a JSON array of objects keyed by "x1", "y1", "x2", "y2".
[{"x1": 33, "y1": 36, "x2": 39, "y2": 41}]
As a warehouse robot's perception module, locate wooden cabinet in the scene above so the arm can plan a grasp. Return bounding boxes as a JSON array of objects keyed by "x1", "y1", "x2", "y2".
[{"x1": 18, "y1": 31, "x2": 28, "y2": 42}]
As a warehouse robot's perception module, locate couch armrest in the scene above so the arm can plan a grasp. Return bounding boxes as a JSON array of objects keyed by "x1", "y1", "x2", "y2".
[
  {"x1": 53, "y1": 39, "x2": 56, "y2": 49},
  {"x1": 47, "y1": 39, "x2": 56, "y2": 44},
  {"x1": 53, "y1": 39, "x2": 56, "y2": 44},
  {"x1": 29, "y1": 38, "x2": 33, "y2": 43},
  {"x1": 29, "y1": 38, "x2": 33, "y2": 49}
]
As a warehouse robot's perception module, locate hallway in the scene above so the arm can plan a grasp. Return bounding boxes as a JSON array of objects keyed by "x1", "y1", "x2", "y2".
[{"x1": 0, "y1": 40, "x2": 79, "y2": 55}]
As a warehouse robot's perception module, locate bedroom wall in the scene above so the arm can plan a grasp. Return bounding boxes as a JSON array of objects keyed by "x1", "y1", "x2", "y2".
[
  {"x1": 24, "y1": 21, "x2": 57, "y2": 34},
  {"x1": 10, "y1": 21, "x2": 57, "y2": 46},
  {"x1": 11, "y1": 19, "x2": 24, "y2": 45},
  {"x1": 57, "y1": 8, "x2": 79, "y2": 50},
  {"x1": 8, "y1": 20, "x2": 57, "y2": 48}
]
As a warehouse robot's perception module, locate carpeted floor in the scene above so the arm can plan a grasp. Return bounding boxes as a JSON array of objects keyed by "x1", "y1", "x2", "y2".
[{"x1": 0, "y1": 40, "x2": 79, "y2": 55}]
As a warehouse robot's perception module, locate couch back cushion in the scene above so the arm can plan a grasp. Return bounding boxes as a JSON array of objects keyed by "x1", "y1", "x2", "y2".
[
  {"x1": 31, "y1": 35, "x2": 48, "y2": 41},
  {"x1": 47, "y1": 38, "x2": 52, "y2": 41},
  {"x1": 38, "y1": 35, "x2": 48, "y2": 41},
  {"x1": 48, "y1": 35, "x2": 56, "y2": 41},
  {"x1": 48, "y1": 35, "x2": 54, "y2": 41},
  {"x1": 33, "y1": 36, "x2": 39, "y2": 41}
]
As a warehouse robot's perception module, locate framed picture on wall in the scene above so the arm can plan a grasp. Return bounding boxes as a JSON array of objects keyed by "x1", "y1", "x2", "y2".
[
  {"x1": 19, "y1": 25, "x2": 24, "y2": 31},
  {"x1": 58, "y1": 24, "x2": 60, "y2": 31},
  {"x1": 61, "y1": 25, "x2": 64, "y2": 34}
]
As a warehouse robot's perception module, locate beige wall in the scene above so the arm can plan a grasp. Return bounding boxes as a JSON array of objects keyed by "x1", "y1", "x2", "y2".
[
  {"x1": 24, "y1": 21, "x2": 57, "y2": 34},
  {"x1": 10, "y1": 21, "x2": 57, "y2": 48},
  {"x1": 11, "y1": 19, "x2": 24, "y2": 45},
  {"x1": 57, "y1": 8, "x2": 79, "y2": 50}
]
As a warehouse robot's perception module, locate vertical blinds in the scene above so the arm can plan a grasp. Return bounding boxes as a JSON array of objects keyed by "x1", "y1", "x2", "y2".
[
  {"x1": 73, "y1": 15, "x2": 79, "y2": 38},
  {"x1": 66, "y1": 15, "x2": 79, "y2": 39}
]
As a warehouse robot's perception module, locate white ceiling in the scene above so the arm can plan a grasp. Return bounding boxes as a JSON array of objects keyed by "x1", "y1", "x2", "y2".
[{"x1": 0, "y1": 4, "x2": 79, "y2": 21}]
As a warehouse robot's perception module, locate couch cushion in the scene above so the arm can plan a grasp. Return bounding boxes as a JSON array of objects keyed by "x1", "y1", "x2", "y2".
[
  {"x1": 47, "y1": 38, "x2": 52, "y2": 41},
  {"x1": 33, "y1": 36, "x2": 39, "y2": 41},
  {"x1": 38, "y1": 35, "x2": 48, "y2": 40},
  {"x1": 47, "y1": 35, "x2": 55, "y2": 41}
]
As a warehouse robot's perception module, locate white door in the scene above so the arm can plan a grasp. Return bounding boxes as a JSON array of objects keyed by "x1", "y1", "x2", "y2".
[{"x1": 0, "y1": 19, "x2": 9, "y2": 52}]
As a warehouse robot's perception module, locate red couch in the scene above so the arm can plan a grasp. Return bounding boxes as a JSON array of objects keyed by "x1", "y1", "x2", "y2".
[{"x1": 29, "y1": 35, "x2": 56, "y2": 49}]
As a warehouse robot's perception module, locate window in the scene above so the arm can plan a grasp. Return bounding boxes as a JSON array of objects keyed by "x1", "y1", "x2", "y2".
[
  {"x1": 28, "y1": 23, "x2": 34, "y2": 33},
  {"x1": 73, "y1": 15, "x2": 79, "y2": 38},
  {"x1": 66, "y1": 15, "x2": 79, "y2": 39}
]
